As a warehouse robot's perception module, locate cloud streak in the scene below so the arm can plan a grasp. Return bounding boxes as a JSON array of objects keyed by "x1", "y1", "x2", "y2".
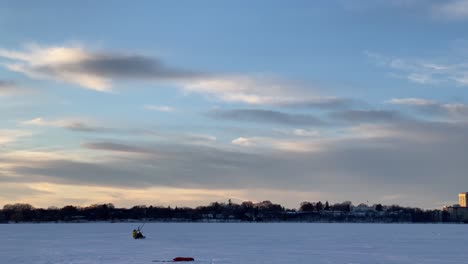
[
  {"x1": 388, "y1": 97, "x2": 468, "y2": 118},
  {"x1": 366, "y1": 51, "x2": 468, "y2": 86},
  {"x1": 0, "y1": 130, "x2": 32, "y2": 144},
  {"x1": 144, "y1": 105, "x2": 175, "y2": 112},
  {"x1": 22, "y1": 117, "x2": 113, "y2": 133},
  {"x1": 0, "y1": 80, "x2": 29, "y2": 96},
  {"x1": 351, "y1": 0, "x2": 468, "y2": 20},
  {"x1": 330, "y1": 109, "x2": 405, "y2": 123},
  {"x1": 208, "y1": 109, "x2": 325, "y2": 126},
  {"x1": 0, "y1": 44, "x2": 203, "y2": 92},
  {"x1": 432, "y1": 0, "x2": 468, "y2": 20},
  {"x1": 81, "y1": 142, "x2": 152, "y2": 154},
  {"x1": 184, "y1": 76, "x2": 353, "y2": 108}
]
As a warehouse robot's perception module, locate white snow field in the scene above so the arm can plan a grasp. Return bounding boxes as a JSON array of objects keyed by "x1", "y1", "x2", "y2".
[{"x1": 1, "y1": 223, "x2": 467, "y2": 264}]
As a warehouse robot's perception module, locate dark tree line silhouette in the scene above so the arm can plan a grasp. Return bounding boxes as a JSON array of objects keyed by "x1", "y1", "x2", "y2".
[{"x1": 0, "y1": 200, "x2": 446, "y2": 223}]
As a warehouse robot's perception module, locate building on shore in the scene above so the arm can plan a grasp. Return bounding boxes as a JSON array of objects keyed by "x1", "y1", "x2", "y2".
[
  {"x1": 443, "y1": 192, "x2": 468, "y2": 222},
  {"x1": 459, "y1": 192, "x2": 468, "y2": 207}
]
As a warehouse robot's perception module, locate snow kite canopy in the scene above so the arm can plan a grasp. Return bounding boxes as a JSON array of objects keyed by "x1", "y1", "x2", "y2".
[{"x1": 173, "y1": 257, "x2": 195, "y2": 262}]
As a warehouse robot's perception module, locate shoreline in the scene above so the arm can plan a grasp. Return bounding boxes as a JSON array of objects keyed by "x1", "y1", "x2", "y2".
[{"x1": 1, "y1": 220, "x2": 464, "y2": 225}]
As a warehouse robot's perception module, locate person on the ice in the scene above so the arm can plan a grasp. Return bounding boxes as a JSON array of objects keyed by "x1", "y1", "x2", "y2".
[{"x1": 132, "y1": 228, "x2": 145, "y2": 239}]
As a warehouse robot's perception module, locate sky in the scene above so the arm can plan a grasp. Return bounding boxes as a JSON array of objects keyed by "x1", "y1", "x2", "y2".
[{"x1": 1, "y1": 0, "x2": 468, "y2": 209}]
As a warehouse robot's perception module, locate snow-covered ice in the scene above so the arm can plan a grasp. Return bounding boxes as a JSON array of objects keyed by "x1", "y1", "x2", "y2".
[{"x1": 1, "y1": 223, "x2": 467, "y2": 264}]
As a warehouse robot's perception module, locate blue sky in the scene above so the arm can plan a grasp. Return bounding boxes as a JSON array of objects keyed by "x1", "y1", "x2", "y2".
[{"x1": 1, "y1": 0, "x2": 468, "y2": 209}]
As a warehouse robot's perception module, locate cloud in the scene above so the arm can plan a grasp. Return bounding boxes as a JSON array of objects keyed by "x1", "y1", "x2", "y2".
[
  {"x1": 231, "y1": 136, "x2": 321, "y2": 152},
  {"x1": 273, "y1": 128, "x2": 321, "y2": 137},
  {"x1": 64, "y1": 122, "x2": 110, "y2": 132},
  {"x1": 21, "y1": 117, "x2": 47, "y2": 126},
  {"x1": 2, "y1": 145, "x2": 275, "y2": 190},
  {"x1": 0, "y1": 80, "x2": 29, "y2": 96},
  {"x1": 0, "y1": 44, "x2": 203, "y2": 92},
  {"x1": 366, "y1": 51, "x2": 468, "y2": 86},
  {"x1": 433, "y1": 0, "x2": 468, "y2": 20},
  {"x1": 0, "y1": 80, "x2": 17, "y2": 96},
  {"x1": 22, "y1": 117, "x2": 112, "y2": 133},
  {"x1": 0, "y1": 130, "x2": 32, "y2": 144},
  {"x1": 292, "y1": 129, "x2": 320, "y2": 137},
  {"x1": 0, "y1": 183, "x2": 52, "y2": 201},
  {"x1": 3, "y1": 119, "x2": 468, "y2": 208},
  {"x1": 232, "y1": 137, "x2": 256, "y2": 147},
  {"x1": 330, "y1": 109, "x2": 405, "y2": 123},
  {"x1": 21, "y1": 117, "x2": 161, "y2": 136},
  {"x1": 388, "y1": 97, "x2": 468, "y2": 118},
  {"x1": 81, "y1": 142, "x2": 152, "y2": 154},
  {"x1": 348, "y1": 0, "x2": 468, "y2": 21},
  {"x1": 208, "y1": 109, "x2": 325, "y2": 126},
  {"x1": 387, "y1": 98, "x2": 437, "y2": 106},
  {"x1": 184, "y1": 134, "x2": 217, "y2": 143},
  {"x1": 144, "y1": 105, "x2": 175, "y2": 112},
  {"x1": 0, "y1": 44, "x2": 354, "y2": 110},
  {"x1": 407, "y1": 73, "x2": 435, "y2": 84},
  {"x1": 183, "y1": 76, "x2": 352, "y2": 108},
  {"x1": 344, "y1": 124, "x2": 403, "y2": 140}
]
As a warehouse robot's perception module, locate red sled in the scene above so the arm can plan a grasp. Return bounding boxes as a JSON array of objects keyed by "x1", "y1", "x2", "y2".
[{"x1": 173, "y1": 257, "x2": 195, "y2": 262}]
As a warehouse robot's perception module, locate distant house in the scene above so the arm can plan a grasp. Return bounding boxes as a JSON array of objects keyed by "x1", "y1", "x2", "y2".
[
  {"x1": 352, "y1": 204, "x2": 374, "y2": 213},
  {"x1": 444, "y1": 205, "x2": 468, "y2": 222}
]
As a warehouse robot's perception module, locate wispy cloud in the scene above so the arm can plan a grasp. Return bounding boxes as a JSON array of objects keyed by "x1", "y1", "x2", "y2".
[
  {"x1": 144, "y1": 105, "x2": 175, "y2": 112},
  {"x1": 208, "y1": 109, "x2": 325, "y2": 126},
  {"x1": 0, "y1": 80, "x2": 29, "y2": 96},
  {"x1": 21, "y1": 117, "x2": 112, "y2": 133},
  {"x1": 0, "y1": 183, "x2": 52, "y2": 201},
  {"x1": 231, "y1": 136, "x2": 322, "y2": 153},
  {"x1": 387, "y1": 98, "x2": 437, "y2": 106},
  {"x1": 292, "y1": 129, "x2": 320, "y2": 137},
  {"x1": 185, "y1": 134, "x2": 217, "y2": 143},
  {"x1": 388, "y1": 97, "x2": 468, "y2": 118},
  {"x1": 348, "y1": 0, "x2": 468, "y2": 21},
  {"x1": 366, "y1": 51, "x2": 468, "y2": 86},
  {"x1": 0, "y1": 44, "x2": 203, "y2": 92},
  {"x1": 81, "y1": 142, "x2": 152, "y2": 154},
  {"x1": 330, "y1": 109, "x2": 405, "y2": 123},
  {"x1": 273, "y1": 128, "x2": 321, "y2": 137},
  {"x1": 432, "y1": 0, "x2": 468, "y2": 20},
  {"x1": 0, "y1": 129, "x2": 32, "y2": 144},
  {"x1": 183, "y1": 76, "x2": 354, "y2": 108}
]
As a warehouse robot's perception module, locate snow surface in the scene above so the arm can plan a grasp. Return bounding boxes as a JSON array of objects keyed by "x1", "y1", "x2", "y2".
[{"x1": 1, "y1": 223, "x2": 467, "y2": 264}]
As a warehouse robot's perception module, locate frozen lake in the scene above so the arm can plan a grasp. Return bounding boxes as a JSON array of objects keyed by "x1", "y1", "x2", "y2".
[{"x1": 1, "y1": 223, "x2": 467, "y2": 264}]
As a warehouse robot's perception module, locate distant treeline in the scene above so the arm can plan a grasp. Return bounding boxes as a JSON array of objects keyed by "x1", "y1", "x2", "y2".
[{"x1": 0, "y1": 200, "x2": 449, "y2": 223}]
